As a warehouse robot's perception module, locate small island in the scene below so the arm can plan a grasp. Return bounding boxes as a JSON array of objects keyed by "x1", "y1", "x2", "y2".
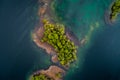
[
  {"x1": 110, "y1": 0, "x2": 120, "y2": 21},
  {"x1": 29, "y1": 66, "x2": 65, "y2": 80},
  {"x1": 32, "y1": 18, "x2": 78, "y2": 67},
  {"x1": 29, "y1": 0, "x2": 80, "y2": 80}
]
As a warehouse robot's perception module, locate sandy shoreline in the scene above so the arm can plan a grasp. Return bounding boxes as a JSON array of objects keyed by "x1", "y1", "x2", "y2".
[
  {"x1": 30, "y1": 0, "x2": 66, "y2": 80},
  {"x1": 32, "y1": 26, "x2": 55, "y2": 54},
  {"x1": 30, "y1": 0, "x2": 80, "y2": 80},
  {"x1": 29, "y1": 66, "x2": 65, "y2": 80}
]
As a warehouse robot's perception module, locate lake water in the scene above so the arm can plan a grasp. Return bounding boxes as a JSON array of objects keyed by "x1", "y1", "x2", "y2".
[{"x1": 0, "y1": 0, "x2": 120, "y2": 80}]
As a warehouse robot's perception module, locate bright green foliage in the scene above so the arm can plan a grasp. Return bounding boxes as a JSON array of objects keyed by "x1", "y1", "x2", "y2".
[
  {"x1": 31, "y1": 74, "x2": 53, "y2": 80},
  {"x1": 41, "y1": 19, "x2": 77, "y2": 66},
  {"x1": 110, "y1": 0, "x2": 120, "y2": 20},
  {"x1": 55, "y1": 72, "x2": 62, "y2": 78}
]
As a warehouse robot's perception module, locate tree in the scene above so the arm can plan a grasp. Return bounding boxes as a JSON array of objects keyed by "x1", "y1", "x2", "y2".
[{"x1": 41, "y1": 19, "x2": 78, "y2": 66}]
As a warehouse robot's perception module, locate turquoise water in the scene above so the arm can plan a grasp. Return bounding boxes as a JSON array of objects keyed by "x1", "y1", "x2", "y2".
[
  {"x1": 53, "y1": 0, "x2": 120, "y2": 80},
  {"x1": 1, "y1": 0, "x2": 120, "y2": 80},
  {"x1": 53, "y1": 0, "x2": 112, "y2": 38}
]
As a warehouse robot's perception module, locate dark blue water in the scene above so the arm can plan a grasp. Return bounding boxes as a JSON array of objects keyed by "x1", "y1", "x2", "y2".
[
  {"x1": 65, "y1": 26, "x2": 120, "y2": 80},
  {"x1": 0, "y1": 0, "x2": 51, "y2": 80},
  {"x1": 1, "y1": 0, "x2": 120, "y2": 80}
]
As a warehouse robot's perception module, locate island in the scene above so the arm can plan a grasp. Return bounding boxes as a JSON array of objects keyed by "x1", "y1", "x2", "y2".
[
  {"x1": 29, "y1": 0, "x2": 80, "y2": 80},
  {"x1": 29, "y1": 66, "x2": 65, "y2": 80},
  {"x1": 110, "y1": 0, "x2": 120, "y2": 21}
]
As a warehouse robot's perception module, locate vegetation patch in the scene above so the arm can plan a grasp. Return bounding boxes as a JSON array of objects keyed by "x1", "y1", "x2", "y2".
[
  {"x1": 31, "y1": 74, "x2": 54, "y2": 80},
  {"x1": 41, "y1": 19, "x2": 77, "y2": 66},
  {"x1": 110, "y1": 0, "x2": 120, "y2": 21}
]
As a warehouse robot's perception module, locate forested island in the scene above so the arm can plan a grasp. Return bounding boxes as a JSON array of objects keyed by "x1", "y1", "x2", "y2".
[
  {"x1": 110, "y1": 0, "x2": 120, "y2": 21},
  {"x1": 41, "y1": 19, "x2": 77, "y2": 66},
  {"x1": 29, "y1": 0, "x2": 80, "y2": 80}
]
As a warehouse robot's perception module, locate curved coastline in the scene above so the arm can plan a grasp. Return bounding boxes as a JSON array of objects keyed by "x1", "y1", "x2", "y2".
[{"x1": 29, "y1": 0, "x2": 81, "y2": 80}]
